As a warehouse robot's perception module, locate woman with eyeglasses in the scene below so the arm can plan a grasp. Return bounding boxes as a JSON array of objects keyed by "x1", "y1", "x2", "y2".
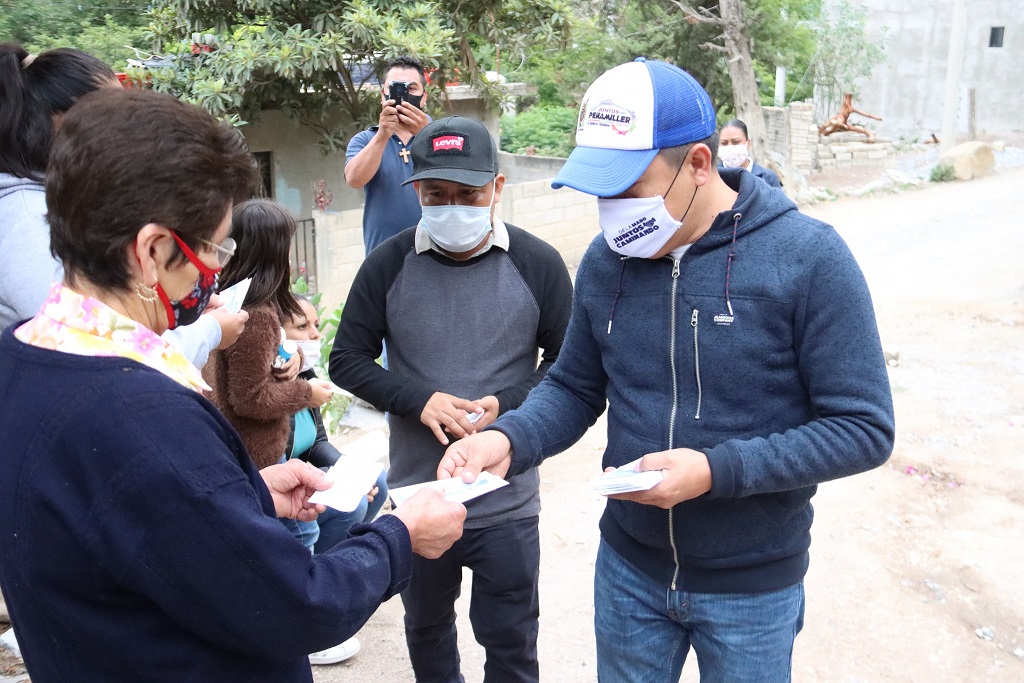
[
  {"x1": 0, "y1": 42, "x2": 247, "y2": 365},
  {"x1": 0, "y1": 86, "x2": 465, "y2": 681}
]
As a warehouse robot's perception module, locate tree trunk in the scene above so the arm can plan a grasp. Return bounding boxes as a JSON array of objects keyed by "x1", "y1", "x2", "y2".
[{"x1": 718, "y1": 0, "x2": 769, "y2": 166}]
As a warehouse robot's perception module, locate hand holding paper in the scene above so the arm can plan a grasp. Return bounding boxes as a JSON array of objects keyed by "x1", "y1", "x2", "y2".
[
  {"x1": 390, "y1": 471, "x2": 508, "y2": 507},
  {"x1": 308, "y1": 457, "x2": 386, "y2": 512},
  {"x1": 599, "y1": 449, "x2": 713, "y2": 508},
  {"x1": 591, "y1": 458, "x2": 663, "y2": 495}
]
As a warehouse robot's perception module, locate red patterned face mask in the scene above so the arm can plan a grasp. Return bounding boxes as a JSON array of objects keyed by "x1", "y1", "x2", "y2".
[{"x1": 157, "y1": 231, "x2": 221, "y2": 330}]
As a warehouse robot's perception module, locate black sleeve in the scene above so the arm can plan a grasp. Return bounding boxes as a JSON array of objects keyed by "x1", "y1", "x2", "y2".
[
  {"x1": 304, "y1": 381, "x2": 343, "y2": 468},
  {"x1": 494, "y1": 227, "x2": 574, "y2": 414},
  {"x1": 328, "y1": 231, "x2": 437, "y2": 418}
]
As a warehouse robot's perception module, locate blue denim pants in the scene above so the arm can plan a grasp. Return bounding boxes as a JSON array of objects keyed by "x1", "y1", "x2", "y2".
[{"x1": 594, "y1": 540, "x2": 805, "y2": 683}]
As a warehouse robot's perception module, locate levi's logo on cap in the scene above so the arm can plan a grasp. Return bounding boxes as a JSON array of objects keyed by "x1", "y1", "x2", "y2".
[{"x1": 432, "y1": 135, "x2": 465, "y2": 152}]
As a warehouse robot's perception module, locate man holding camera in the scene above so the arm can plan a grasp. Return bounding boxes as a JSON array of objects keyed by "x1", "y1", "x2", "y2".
[{"x1": 345, "y1": 56, "x2": 431, "y2": 254}]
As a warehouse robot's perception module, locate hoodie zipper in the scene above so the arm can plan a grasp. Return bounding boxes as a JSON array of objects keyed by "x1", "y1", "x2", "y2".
[
  {"x1": 692, "y1": 309, "x2": 702, "y2": 419},
  {"x1": 668, "y1": 258, "x2": 682, "y2": 591}
]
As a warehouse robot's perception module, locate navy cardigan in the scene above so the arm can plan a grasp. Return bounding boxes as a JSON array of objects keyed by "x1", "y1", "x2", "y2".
[{"x1": 0, "y1": 326, "x2": 411, "y2": 681}]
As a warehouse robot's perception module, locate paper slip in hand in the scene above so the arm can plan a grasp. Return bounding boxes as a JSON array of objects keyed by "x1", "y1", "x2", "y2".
[
  {"x1": 590, "y1": 458, "x2": 663, "y2": 495},
  {"x1": 466, "y1": 411, "x2": 483, "y2": 425},
  {"x1": 389, "y1": 472, "x2": 508, "y2": 507},
  {"x1": 309, "y1": 457, "x2": 386, "y2": 512},
  {"x1": 218, "y1": 277, "x2": 252, "y2": 314},
  {"x1": 310, "y1": 379, "x2": 347, "y2": 395}
]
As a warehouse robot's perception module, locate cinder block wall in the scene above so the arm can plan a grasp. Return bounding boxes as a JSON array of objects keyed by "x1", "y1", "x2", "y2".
[
  {"x1": 817, "y1": 132, "x2": 893, "y2": 170},
  {"x1": 311, "y1": 183, "x2": 598, "y2": 311},
  {"x1": 788, "y1": 102, "x2": 819, "y2": 175}
]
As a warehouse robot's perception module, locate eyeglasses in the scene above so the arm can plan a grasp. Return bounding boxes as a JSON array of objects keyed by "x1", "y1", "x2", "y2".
[{"x1": 199, "y1": 236, "x2": 237, "y2": 267}]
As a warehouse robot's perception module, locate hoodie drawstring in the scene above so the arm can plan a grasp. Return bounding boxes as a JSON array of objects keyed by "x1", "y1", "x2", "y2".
[
  {"x1": 607, "y1": 256, "x2": 628, "y2": 334},
  {"x1": 724, "y1": 213, "x2": 741, "y2": 317}
]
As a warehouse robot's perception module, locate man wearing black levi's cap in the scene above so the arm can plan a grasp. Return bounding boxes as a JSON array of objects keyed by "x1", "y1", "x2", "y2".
[{"x1": 329, "y1": 115, "x2": 573, "y2": 682}]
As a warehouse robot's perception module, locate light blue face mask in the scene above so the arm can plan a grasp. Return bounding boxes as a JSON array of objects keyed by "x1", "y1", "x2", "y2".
[{"x1": 418, "y1": 187, "x2": 495, "y2": 253}]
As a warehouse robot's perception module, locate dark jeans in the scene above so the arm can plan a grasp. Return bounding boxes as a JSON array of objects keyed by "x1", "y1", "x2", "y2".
[{"x1": 401, "y1": 515, "x2": 540, "y2": 683}]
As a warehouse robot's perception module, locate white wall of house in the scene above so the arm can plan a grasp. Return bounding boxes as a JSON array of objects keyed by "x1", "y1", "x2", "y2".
[{"x1": 855, "y1": 0, "x2": 1022, "y2": 138}]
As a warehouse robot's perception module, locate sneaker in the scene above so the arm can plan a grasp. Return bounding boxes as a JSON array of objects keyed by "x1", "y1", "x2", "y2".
[{"x1": 308, "y1": 636, "x2": 360, "y2": 665}]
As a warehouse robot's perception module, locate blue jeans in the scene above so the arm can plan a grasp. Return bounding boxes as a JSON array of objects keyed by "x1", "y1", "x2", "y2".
[
  {"x1": 279, "y1": 516, "x2": 319, "y2": 551},
  {"x1": 594, "y1": 540, "x2": 804, "y2": 683},
  {"x1": 313, "y1": 470, "x2": 389, "y2": 554}
]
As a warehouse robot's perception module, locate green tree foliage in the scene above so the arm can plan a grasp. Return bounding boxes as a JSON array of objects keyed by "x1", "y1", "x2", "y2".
[
  {"x1": 810, "y1": 0, "x2": 888, "y2": 118},
  {"x1": 0, "y1": 0, "x2": 150, "y2": 70},
  {"x1": 605, "y1": 0, "x2": 820, "y2": 116},
  {"x1": 499, "y1": 105, "x2": 577, "y2": 157},
  {"x1": 143, "y1": 0, "x2": 571, "y2": 151}
]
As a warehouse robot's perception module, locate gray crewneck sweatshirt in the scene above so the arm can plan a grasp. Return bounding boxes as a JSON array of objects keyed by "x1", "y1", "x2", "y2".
[{"x1": 0, "y1": 173, "x2": 62, "y2": 332}]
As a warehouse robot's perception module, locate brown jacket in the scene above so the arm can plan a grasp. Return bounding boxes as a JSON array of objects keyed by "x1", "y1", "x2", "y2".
[{"x1": 203, "y1": 302, "x2": 312, "y2": 469}]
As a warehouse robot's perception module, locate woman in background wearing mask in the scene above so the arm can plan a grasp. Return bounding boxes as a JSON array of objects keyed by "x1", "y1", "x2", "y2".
[
  {"x1": 718, "y1": 118, "x2": 783, "y2": 189},
  {"x1": 279, "y1": 294, "x2": 391, "y2": 665},
  {"x1": 0, "y1": 87, "x2": 470, "y2": 681},
  {"x1": 282, "y1": 294, "x2": 389, "y2": 553}
]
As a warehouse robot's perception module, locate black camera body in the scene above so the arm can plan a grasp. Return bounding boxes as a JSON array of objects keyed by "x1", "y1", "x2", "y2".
[{"x1": 389, "y1": 81, "x2": 409, "y2": 106}]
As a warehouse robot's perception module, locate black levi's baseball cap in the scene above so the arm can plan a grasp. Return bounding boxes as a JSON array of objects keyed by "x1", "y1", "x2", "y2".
[{"x1": 401, "y1": 116, "x2": 499, "y2": 187}]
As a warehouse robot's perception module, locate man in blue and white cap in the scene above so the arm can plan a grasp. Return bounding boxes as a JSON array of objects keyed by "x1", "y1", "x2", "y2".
[{"x1": 439, "y1": 59, "x2": 895, "y2": 681}]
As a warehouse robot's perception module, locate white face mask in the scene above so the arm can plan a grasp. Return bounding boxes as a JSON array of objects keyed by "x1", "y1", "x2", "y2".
[
  {"x1": 719, "y1": 143, "x2": 750, "y2": 168},
  {"x1": 418, "y1": 187, "x2": 495, "y2": 254},
  {"x1": 294, "y1": 340, "x2": 321, "y2": 372},
  {"x1": 597, "y1": 196, "x2": 683, "y2": 258}
]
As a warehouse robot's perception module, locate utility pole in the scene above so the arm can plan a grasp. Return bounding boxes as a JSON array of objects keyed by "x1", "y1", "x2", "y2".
[
  {"x1": 940, "y1": 0, "x2": 967, "y2": 154},
  {"x1": 775, "y1": 65, "x2": 787, "y2": 107}
]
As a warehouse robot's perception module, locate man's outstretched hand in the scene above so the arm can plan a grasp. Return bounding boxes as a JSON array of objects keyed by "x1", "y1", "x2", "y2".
[{"x1": 437, "y1": 430, "x2": 514, "y2": 483}]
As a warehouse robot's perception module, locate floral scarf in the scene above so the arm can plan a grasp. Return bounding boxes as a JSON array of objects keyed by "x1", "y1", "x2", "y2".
[{"x1": 15, "y1": 283, "x2": 209, "y2": 392}]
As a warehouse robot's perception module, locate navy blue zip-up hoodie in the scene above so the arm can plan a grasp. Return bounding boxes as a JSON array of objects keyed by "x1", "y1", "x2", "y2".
[{"x1": 495, "y1": 169, "x2": 895, "y2": 594}]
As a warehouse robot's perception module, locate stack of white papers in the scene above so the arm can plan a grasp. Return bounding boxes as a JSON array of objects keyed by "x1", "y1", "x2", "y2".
[
  {"x1": 308, "y1": 457, "x2": 386, "y2": 512},
  {"x1": 590, "y1": 459, "x2": 663, "y2": 495},
  {"x1": 389, "y1": 472, "x2": 508, "y2": 507}
]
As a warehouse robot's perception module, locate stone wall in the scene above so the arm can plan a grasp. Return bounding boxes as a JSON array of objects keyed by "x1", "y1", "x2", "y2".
[
  {"x1": 763, "y1": 101, "x2": 893, "y2": 177},
  {"x1": 498, "y1": 151, "x2": 567, "y2": 183},
  {"x1": 816, "y1": 132, "x2": 894, "y2": 170},
  {"x1": 788, "y1": 102, "x2": 819, "y2": 176},
  {"x1": 310, "y1": 183, "x2": 598, "y2": 311},
  {"x1": 762, "y1": 101, "x2": 823, "y2": 179}
]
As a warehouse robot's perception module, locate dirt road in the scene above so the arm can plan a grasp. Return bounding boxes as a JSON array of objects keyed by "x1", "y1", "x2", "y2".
[{"x1": 317, "y1": 168, "x2": 1024, "y2": 683}]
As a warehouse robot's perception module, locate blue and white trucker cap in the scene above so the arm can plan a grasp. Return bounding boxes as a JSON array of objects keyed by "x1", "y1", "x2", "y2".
[{"x1": 552, "y1": 58, "x2": 717, "y2": 197}]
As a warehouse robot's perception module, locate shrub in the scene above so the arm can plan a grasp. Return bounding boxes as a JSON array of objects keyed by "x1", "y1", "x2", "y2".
[
  {"x1": 929, "y1": 164, "x2": 956, "y2": 183},
  {"x1": 500, "y1": 105, "x2": 578, "y2": 158}
]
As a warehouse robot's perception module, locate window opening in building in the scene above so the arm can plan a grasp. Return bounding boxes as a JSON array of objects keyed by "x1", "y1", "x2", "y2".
[
  {"x1": 253, "y1": 151, "x2": 273, "y2": 198},
  {"x1": 989, "y1": 27, "x2": 1004, "y2": 48}
]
